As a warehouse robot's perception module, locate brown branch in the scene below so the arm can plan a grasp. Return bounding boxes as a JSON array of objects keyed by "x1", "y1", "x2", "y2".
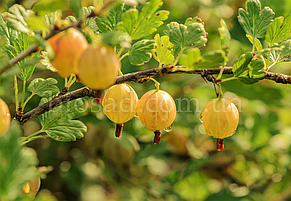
[
  {"x1": 19, "y1": 87, "x2": 94, "y2": 124},
  {"x1": 17, "y1": 66, "x2": 291, "y2": 125}
]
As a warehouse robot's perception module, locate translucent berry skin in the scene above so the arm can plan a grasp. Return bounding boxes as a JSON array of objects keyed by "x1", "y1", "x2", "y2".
[
  {"x1": 48, "y1": 28, "x2": 88, "y2": 78},
  {"x1": 137, "y1": 90, "x2": 176, "y2": 132},
  {"x1": 102, "y1": 84, "x2": 138, "y2": 124},
  {"x1": 0, "y1": 98, "x2": 11, "y2": 137},
  {"x1": 76, "y1": 45, "x2": 119, "y2": 90},
  {"x1": 201, "y1": 98, "x2": 239, "y2": 139}
]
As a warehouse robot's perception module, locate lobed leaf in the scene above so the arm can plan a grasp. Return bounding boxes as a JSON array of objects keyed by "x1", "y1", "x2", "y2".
[
  {"x1": 28, "y1": 78, "x2": 60, "y2": 98},
  {"x1": 96, "y1": 3, "x2": 130, "y2": 33},
  {"x1": 269, "y1": 39, "x2": 291, "y2": 63},
  {"x1": 128, "y1": 39, "x2": 155, "y2": 65},
  {"x1": 265, "y1": 15, "x2": 291, "y2": 45},
  {"x1": 237, "y1": 0, "x2": 274, "y2": 39},
  {"x1": 164, "y1": 21, "x2": 207, "y2": 55},
  {"x1": 232, "y1": 52, "x2": 253, "y2": 77},
  {"x1": 43, "y1": 120, "x2": 87, "y2": 142},
  {"x1": 232, "y1": 53, "x2": 266, "y2": 84},
  {"x1": 151, "y1": 34, "x2": 174, "y2": 66},
  {"x1": 39, "y1": 98, "x2": 87, "y2": 142},
  {"x1": 218, "y1": 19, "x2": 231, "y2": 56},
  {"x1": 5, "y1": 4, "x2": 32, "y2": 33},
  {"x1": 116, "y1": 0, "x2": 169, "y2": 40},
  {"x1": 12, "y1": 33, "x2": 37, "y2": 81},
  {"x1": 0, "y1": 13, "x2": 18, "y2": 44}
]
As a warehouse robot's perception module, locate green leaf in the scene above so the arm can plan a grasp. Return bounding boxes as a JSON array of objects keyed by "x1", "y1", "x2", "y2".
[
  {"x1": 39, "y1": 98, "x2": 87, "y2": 142},
  {"x1": 0, "y1": 38, "x2": 9, "y2": 71},
  {"x1": 101, "y1": 31, "x2": 131, "y2": 48},
  {"x1": 164, "y1": 21, "x2": 207, "y2": 55},
  {"x1": 28, "y1": 78, "x2": 60, "y2": 98},
  {"x1": 246, "y1": 34, "x2": 262, "y2": 51},
  {"x1": 128, "y1": 39, "x2": 155, "y2": 65},
  {"x1": 27, "y1": 14, "x2": 50, "y2": 32},
  {"x1": 179, "y1": 48, "x2": 227, "y2": 69},
  {"x1": 232, "y1": 53, "x2": 266, "y2": 84},
  {"x1": 0, "y1": 14, "x2": 18, "y2": 44},
  {"x1": 270, "y1": 39, "x2": 291, "y2": 63},
  {"x1": 151, "y1": 34, "x2": 174, "y2": 66},
  {"x1": 218, "y1": 19, "x2": 231, "y2": 56},
  {"x1": 0, "y1": 122, "x2": 40, "y2": 201},
  {"x1": 12, "y1": 33, "x2": 37, "y2": 81},
  {"x1": 5, "y1": 4, "x2": 32, "y2": 33},
  {"x1": 97, "y1": 3, "x2": 130, "y2": 33},
  {"x1": 237, "y1": 60, "x2": 266, "y2": 84},
  {"x1": 237, "y1": 0, "x2": 274, "y2": 39},
  {"x1": 32, "y1": 0, "x2": 67, "y2": 16},
  {"x1": 116, "y1": 0, "x2": 169, "y2": 40},
  {"x1": 265, "y1": 15, "x2": 291, "y2": 45},
  {"x1": 232, "y1": 52, "x2": 253, "y2": 77},
  {"x1": 43, "y1": 120, "x2": 87, "y2": 142}
]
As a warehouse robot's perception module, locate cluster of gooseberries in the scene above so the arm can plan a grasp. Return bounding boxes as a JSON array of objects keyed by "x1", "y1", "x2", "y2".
[
  {"x1": 47, "y1": 28, "x2": 240, "y2": 147},
  {"x1": 48, "y1": 28, "x2": 178, "y2": 143},
  {"x1": 102, "y1": 81, "x2": 176, "y2": 143},
  {"x1": 0, "y1": 27, "x2": 240, "y2": 199},
  {"x1": 48, "y1": 28, "x2": 119, "y2": 90}
]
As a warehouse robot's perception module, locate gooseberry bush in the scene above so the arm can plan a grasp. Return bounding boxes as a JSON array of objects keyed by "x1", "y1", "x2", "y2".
[{"x1": 1, "y1": 0, "x2": 291, "y2": 200}]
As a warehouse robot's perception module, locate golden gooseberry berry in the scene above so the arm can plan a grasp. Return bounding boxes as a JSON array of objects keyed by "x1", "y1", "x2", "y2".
[
  {"x1": 137, "y1": 90, "x2": 176, "y2": 144},
  {"x1": 75, "y1": 45, "x2": 119, "y2": 90},
  {"x1": 22, "y1": 177, "x2": 41, "y2": 198},
  {"x1": 102, "y1": 84, "x2": 138, "y2": 137},
  {"x1": 0, "y1": 98, "x2": 11, "y2": 137},
  {"x1": 48, "y1": 28, "x2": 88, "y2": 78},
  {"x1": 201, "y1": 98, "x2": 239, "y2": 151}
]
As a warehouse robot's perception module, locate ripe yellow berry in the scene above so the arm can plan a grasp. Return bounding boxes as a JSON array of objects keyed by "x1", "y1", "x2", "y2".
[
  {"x1": 137, "y1": 90, "x2": 176, "y2": 143},
  {"x1": 102, "y1": 84, "x2": 138, "y2": 124},
  {"x1": 0, "y1": 98, "x2": 11, "y2": 137},
  {"x1": 201, "y1": 98, "x2": 239, "y2": 151},
  {"x1": 76, "y1": 45, "x2": 119, "y2": 90},
  {"x1": 48, "y1": 28, "x2": 88, "y2": 78}
]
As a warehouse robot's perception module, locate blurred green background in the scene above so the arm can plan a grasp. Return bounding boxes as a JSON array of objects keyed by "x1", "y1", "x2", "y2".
[{"x1": 1, "y1": 0, "x2": 291, "y2": 200}]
